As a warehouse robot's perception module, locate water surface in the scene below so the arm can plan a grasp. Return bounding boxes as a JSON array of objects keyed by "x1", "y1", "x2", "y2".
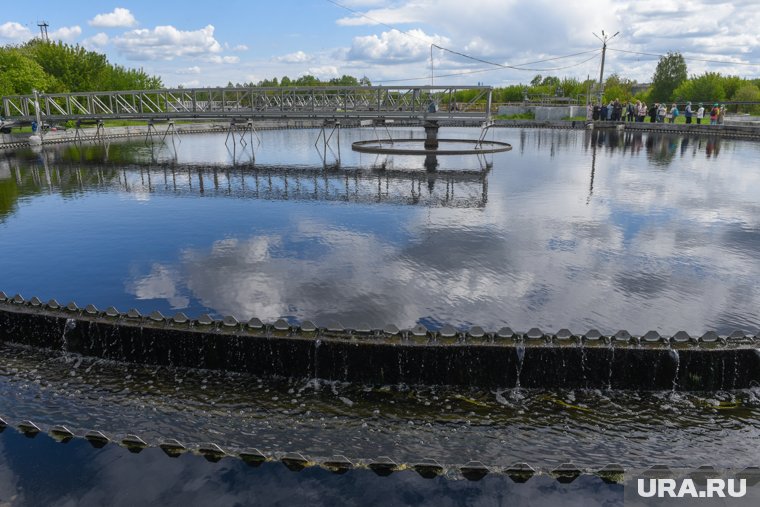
[
  {"x1": 2, "y1": 127, "x2": 759, "y2": 335},
  {"x1": 2, "y1": 127, "x2": 760, "y2": 470}
]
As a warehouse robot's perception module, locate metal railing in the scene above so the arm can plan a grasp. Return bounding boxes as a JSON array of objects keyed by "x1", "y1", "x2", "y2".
[{"x1": 2, "y1": 86, "x2": 493, "y2": 123}]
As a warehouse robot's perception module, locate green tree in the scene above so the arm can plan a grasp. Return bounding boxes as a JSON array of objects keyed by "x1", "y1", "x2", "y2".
[
  {"x1": 603, "y1": 74, "x2": 635, "y2": 102},
  {"x1": 540, "y1": 76, "x2": 560, "y2": 88},
  {"x1": 497, "y1": 85, "x2": 525, "y2": 102},
  {"x1": 732, "y1": 84, "x2": 760, "y2": 114},
  {"x1": 0, "y1": 47, "x2": 59, "y2": 95},
  {"x1": 672, "y1": 72, "x2": 726, "y2": 103},
  {"x1": 649, "y1": 52, "x2": 687, "y2": 102},
  {"x1": 558, "y1": 77, "x2": 583, "y2": 98},
  {"x1": 294, "y1": 74, "x2": 320, "y2": 86},
  {"x1": 329, "y1": 75, "x2": 360, "y2": 86},
  {"x1": 24, "y1": 40, "x2": 108, "y2": 91},
  {"x1": 15, "y1": 39, "x2": 162, "y2": 92},
  {"x1": 722, "y1": 75, "x2": 743, "y2": 102}
]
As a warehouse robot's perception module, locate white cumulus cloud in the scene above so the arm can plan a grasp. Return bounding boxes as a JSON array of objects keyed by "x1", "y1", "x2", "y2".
[
  {"x1": 276, "y1": 50, "x2": 312, "y2": 63},
  {"x1": 50, "y1": 25, "x2": 82, "y2": 42},
  {"x1": 0, "y1": 22, "x2": 32, "y2": 41},
  {"x1": 348, "y1": 28, "x2": 449, "y2": 63},
  {"x1": 83, "y1": 32, "x2": 109, "y2": 49},
  {"x1": 206, "y1": 55, "x2": 239, "y2": 64},
  {"x1": 89, "y1": 7, "x2": 137, "y2": 28},
  {"x1": 225, "y1": 43, "x2": 248, "y2": 51},
  {"x1": 177, "y1": 66, "x2": 202, "y2": 74},
  {"x1": 307, "y1": 65, "x2": 340, "y2": 78},
  {"x1": 334, "y1": 0, "x2": 760, "y2": 83},
  {"x1": 113, "y1": 24, "x2": 224, "y2": 61}
]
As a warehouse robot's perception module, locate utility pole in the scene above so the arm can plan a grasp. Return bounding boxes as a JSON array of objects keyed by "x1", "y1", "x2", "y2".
[
  {"x1": 430, "y1": 44, "x2": 435, "y2": 86},
  {"x1": 592, "y1": 30, "x2": 618, "y2": 105},
  {"x1": 37, "y1": 21, "x2": 49, "y2": 42}
]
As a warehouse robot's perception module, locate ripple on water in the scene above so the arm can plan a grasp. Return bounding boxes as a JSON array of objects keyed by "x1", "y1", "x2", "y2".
[{"x1": 1, "y1": 344, "x2": 760, "y2": 467}]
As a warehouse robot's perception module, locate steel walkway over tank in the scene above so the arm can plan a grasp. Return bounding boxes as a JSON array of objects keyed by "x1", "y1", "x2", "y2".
[{"x1": 1, "y1": 85, "x2": 492, "y2": 124}]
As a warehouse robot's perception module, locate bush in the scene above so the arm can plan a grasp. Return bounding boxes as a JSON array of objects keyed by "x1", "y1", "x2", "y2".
[{"x1": 732, "y1": 84, "x2": 760, "y2": 114}]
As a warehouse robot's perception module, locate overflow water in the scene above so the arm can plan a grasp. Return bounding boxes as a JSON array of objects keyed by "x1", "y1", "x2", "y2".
[
  {"x1": 2, "y1": 127, "x2": 760, "y2": 472},
  {"x1": 1, "y1": 342, "x2": 760, "y2": 469}
]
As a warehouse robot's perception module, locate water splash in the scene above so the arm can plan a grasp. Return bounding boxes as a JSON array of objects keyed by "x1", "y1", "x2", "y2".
[
  {"x1": 578, "y1": 340, "x2": 587, "y2": 388},
  {"x1": 61, "y1": 318, "x2": 76, "y2": 353},
  {"x1": 607, "y1": 345, "x2": 615, "y2": 390},
  {"x1": 511, "y1": 342, "x2": 526, "y2": 402},
  {"x1": 313, "y1": 339, "x2": 322, "y2": 392},
  {"x1": 494, "y1": 389, "x2": 512, "y2": 407},
  {"x1": 515, "y1": 342, "x2": 525, "y2": 389},
  {"x1": 670, "y1": 349, "x2": 680, "y2": 392}
]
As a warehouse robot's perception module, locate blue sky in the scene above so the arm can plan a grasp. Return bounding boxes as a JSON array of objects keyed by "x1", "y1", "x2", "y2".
[{"x1": 1, "y1": 1, "x2": 759, "y2": 88}]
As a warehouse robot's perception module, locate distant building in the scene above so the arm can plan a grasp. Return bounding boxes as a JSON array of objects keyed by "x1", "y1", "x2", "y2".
[{"x1": 631, "y1": 83, "x2": 650, "y2": 96}]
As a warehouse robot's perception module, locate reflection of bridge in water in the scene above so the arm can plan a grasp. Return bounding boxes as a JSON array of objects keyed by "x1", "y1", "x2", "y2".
[{"x1": 11, "y1": 161, "x2": 491, "y2": 209}]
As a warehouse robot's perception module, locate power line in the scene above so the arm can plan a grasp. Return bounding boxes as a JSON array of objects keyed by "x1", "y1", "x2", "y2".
[
  {"x1": 328, "y1": 0, "x2": 760, "y2": 74},
  {"x1": 593, "y1": 30, "x2": 619, "y2": 105},
  {"x1": 378, "y1": 67, "x2": 498, "y2": 84},
  {"x1": 432, "y1": 45, "x2": 600, "y2": 71},
  {"x1": 375, "y1": 52, "x2": 601, "y2": 84},
  {"x1": 326, "y1": 0, "x2": 433, "y2": 45},
  {"x1": 37, "y1": 20, "x2": 49, "y2": 42},
  {"x1": 608, "y1": 47, "x2": 760, "y2": 67},
  {"x1": 326, "y1": 0, "x2": 599, "y2": 71}
]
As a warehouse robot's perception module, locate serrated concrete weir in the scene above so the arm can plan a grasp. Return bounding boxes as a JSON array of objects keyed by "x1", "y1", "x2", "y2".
[{"x1": 0, "y1": 295, "x2": 758, "y2": 390}]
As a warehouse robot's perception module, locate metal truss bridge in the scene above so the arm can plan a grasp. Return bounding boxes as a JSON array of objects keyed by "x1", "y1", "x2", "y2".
[{"x1": 2, "y1": 86, "x2": 492, "y2": 125}]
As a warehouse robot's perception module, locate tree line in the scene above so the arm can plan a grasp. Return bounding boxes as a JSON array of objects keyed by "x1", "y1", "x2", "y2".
[
  {"x1": 1, "y1": 40, "x2": 757, "y2": 115},
  {"x1": 492, "y1": 52, "x2": 760, "y2": 114},
  {"x1": 0, "y1": 40, "x2": 162, "y2": 98},
  {"x1": 232, "y1": 75, "x2": 372, "y2": 88}
]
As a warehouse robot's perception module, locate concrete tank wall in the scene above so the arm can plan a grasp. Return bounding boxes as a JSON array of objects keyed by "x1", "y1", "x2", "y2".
[
  {"x1": 535, "y1": 106, "x2": 584, "y2": 121},
  {"x1": 497, "y1": 105, "x2": 585, "y2": 120},
  {"x1": 1, "y1": 301, "x2": 759, "y2": 390},
  {"x1": 497, "y1": 105, "x2": 531, "y2": 116}
]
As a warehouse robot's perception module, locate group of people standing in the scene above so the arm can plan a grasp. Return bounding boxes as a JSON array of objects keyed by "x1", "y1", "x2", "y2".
[{"x1": 587, "y1": 100, "x2": 726, "y2": 125}]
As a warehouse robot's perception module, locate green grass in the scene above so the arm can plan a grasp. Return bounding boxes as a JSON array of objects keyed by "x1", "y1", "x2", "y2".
[
  {"x1": 494, "y1": 112, "x2": 535, "y2": 120},
  {"x1": 78, "y1": 119, "x2": 200, "y2": 128},
  {"x1": 2, "y1": 118, "x2": 213, "y2": 134}
]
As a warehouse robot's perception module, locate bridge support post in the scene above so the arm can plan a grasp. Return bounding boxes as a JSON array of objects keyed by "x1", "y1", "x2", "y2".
[
  {"x1": 315, "y1": 119, "x2": 341, "y2": 167},
  {"x1": 145, "y1": 121, "x2": 159, "y2": 145},
  {"x1": 161, "y1": 120, "x2": 180, "y2": 143},
  {"x1": 94, "y1": 121, "x2": 105, "y2": 143},
  {"x1": 424, "y1": 121, "x2": 439, "y2": 150},
  {"x1": 424, "y1": 154, "x2": 438, "y2": 171}
]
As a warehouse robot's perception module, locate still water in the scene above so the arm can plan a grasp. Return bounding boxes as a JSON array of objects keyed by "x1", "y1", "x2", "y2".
[
  {"x1": 2, "y1": 127, "x2": 760, "y2": 335},
  {"x1": 2, "y1": 127, "x2": 760, "y2": 473},
  {"x1": 0, "y1": 427, "x2": 622, "y2": 506}
]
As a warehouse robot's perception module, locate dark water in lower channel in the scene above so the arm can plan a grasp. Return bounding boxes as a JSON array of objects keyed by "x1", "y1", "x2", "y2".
[
  {"x1": 0, "y1": 427, "x2": 623, "y2": 507},
  {"x1": 2, "y1": 127, "x2": 760, "y2": 490},
  {"x1": 1, "y1": 343, "x2": 760, "y2": 470}
]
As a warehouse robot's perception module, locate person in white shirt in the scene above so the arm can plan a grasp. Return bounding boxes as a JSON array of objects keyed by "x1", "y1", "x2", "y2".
[
  {"x1": 696, "y1": 103, "x2": 705, "y2": 125},
  {"x1": 637, "y1": 101, "x2": 647, "y2": 122}
]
